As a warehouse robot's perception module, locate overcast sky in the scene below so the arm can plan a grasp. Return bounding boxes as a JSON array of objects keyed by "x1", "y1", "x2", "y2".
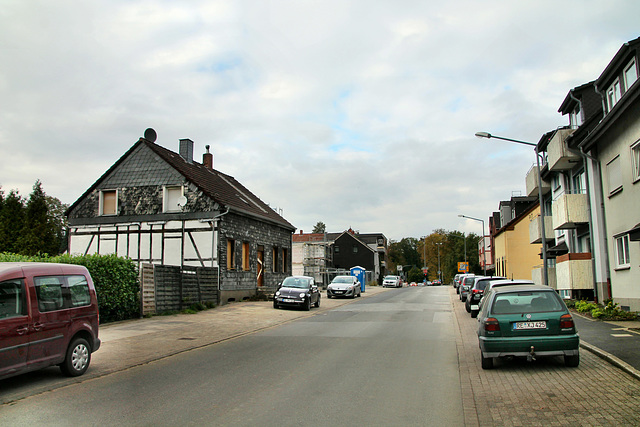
[{"x1": 1, "y1": 1, "x2": 638, "y2": 241}]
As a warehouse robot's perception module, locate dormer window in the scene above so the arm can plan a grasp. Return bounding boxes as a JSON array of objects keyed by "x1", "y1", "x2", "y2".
[
  {"x1": 569, "y1": 104, "x2": 582, "y2": 128},
  {"x1": 624, "y1": 58, "x2": 638, "y2": 91},
  {"x1": 163, "y1": 186, "x2": 184, "y2": 212},
  {"x1": 606, "y1": 79, "x2": 621, "y2": 112}
]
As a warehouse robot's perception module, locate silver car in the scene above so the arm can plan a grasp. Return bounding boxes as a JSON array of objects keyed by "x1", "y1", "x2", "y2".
[{"x1": 327, "y1": 275, "x2": 362, "y2": 298}]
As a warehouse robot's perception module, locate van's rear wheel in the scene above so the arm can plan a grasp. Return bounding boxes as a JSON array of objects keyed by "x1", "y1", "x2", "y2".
[{"x1": 60, "y1": 337, "x2": 91, "y2": 377}]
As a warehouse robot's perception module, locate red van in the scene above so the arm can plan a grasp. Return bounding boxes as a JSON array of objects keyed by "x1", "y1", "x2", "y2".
[{"x1": 0, "y1": 262, "x2": 100, "y2": 380}]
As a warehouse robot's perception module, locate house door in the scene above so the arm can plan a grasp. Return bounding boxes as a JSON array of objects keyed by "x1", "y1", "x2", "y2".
[{"x1": 257, "y1": 247, "x2": 264, "y2": 287}]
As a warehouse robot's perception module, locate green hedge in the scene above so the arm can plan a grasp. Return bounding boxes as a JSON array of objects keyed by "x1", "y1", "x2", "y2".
[{"x1": 0, "y1": 252, "x2": 140, "y2": 323}]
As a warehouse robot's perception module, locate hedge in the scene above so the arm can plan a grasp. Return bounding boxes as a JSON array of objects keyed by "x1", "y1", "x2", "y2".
[{"x1": 0, "y1": 252, "x2": 140, "y2": 323}]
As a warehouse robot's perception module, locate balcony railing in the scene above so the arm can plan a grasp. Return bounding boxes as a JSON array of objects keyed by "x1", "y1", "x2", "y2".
[
  {"x1": 525, "y1": 165, "x2": 551, "y2": 197},
  {"x1": 547, "y1": 128, "x2": 580, "y2": 171},
  {"x1": 529, "y1": 214, "x2": 554, "y2": 244},
  {"x1": 556, "y1": 253, "x2": 594, "y2": 290},
  {"x1": 552, "y1": 192, "x2": 589, "y2": 230}
]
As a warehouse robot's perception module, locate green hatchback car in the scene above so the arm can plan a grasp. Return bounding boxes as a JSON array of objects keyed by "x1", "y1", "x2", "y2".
[{"x1": 477, "y1": 284, "x2": 579, "y2": 370}]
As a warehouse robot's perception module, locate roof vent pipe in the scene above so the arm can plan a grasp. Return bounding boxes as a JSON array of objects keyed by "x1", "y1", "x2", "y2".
[
  {"x1": 179, "y1": 139, "x2": 194, "y2": 163},
  {"x1": 203, "y1": 145, "x2": 213, "y2": 170}
]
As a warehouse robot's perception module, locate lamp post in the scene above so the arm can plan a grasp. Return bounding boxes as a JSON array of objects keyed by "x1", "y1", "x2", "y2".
[
  {"x1": 458, "y1": 214, "x2": 487, "y2": 276},
  {"x1": 475, "y1": 131, "x2": 548, "y2": 287}
]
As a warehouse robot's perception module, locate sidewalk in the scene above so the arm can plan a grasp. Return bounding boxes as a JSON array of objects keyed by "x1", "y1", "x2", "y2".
[{"x1": 573, "y1": 313, "x2": 640, "y2": 380}]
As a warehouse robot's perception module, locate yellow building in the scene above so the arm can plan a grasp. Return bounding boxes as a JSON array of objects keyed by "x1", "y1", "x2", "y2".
[{"x1": 494, "y1": 204, "x2": 542, "y2": 280}]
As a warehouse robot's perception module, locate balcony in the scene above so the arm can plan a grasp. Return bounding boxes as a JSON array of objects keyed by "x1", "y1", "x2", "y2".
[
  {"x1": 552, "y1": 193, "x2": 589, "y2": 229},
  {"x1": 525, "y1": 165, "x2": 551, "y2": 197},
  {"x1": 556, "y1": 253, "x2": 593, "y2": 290},
  {"x1": 547, "y1": 128, "x2": 580, "y2": 171},
  {"x1": 529, "y1": 214, "x2": 554, "y2": 244},
  {"x1": 532, "y1": 266, "x2": 557, "y2": 289}
]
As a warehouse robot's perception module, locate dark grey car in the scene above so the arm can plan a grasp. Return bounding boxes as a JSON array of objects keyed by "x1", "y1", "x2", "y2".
[{"x1": 274, "y1": 276, "x2": 320, "y2": 310}]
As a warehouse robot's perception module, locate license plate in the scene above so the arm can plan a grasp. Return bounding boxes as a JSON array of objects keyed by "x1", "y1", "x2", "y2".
[
  {"x1": 471, "y1": 305, "x2": 479, "y2": 311},
  {"x1": 335, "y1": 291, "x2": 343, "y2": 294},
  {"x1": 513, "y1": 321, "x2": 546, "y2": 330},
  {"x1": 281, "y1": 298, "x2": 295, "y2": 303}
]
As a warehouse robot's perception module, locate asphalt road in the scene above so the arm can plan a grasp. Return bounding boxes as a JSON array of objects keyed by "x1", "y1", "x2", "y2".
[{"x1": 0, "y1": 286, "x2": 463, "y2": 426}]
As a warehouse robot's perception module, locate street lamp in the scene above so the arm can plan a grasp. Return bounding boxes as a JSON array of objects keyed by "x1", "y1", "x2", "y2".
[
  {"x1": 458, "y1": 214, "x2": 487, "y2": 276},
  {"x1": 475, "y1": 131, "x2": 548, "y2": 287}
]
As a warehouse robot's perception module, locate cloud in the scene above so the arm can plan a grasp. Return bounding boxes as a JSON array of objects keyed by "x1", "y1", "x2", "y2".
[{"x1": 1, "y1": 0, "x2": 638, "y2": 241}]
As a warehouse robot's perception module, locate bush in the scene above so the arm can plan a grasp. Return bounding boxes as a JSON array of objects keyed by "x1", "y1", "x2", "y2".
[
  {"x1": 575, "y1": 300, "x2": 598, "y2": 313},
  {"x1": 0, "y1": 252, "x2": 140, "y2": 323}
]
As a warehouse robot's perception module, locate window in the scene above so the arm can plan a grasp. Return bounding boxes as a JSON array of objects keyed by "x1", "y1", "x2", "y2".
[
  {"x1": 34, "y1": 276, "x2": 64, "y2": 312},
  {"x1": 100, "y1": 190, "x2": 117, "y2": 215},
  {"x1": 334, "y1": 246, "x2": 340, "y2": 253},
  {"x1": 606, "y1": 155, "x2": 623, "y2": 196},
  {"x1": 34, "y1": 275, "x2": 91, "y2": 312},
  {"x1": 632, "y1": 140, "x2": 640, "y2": 183},
  {"x1": 272, "y1": 247, "x2": 279, "y2": 273},
  {"x1": 572, "y1": 170, "x2": 586, "y2": 194},
  {"x1": 606, "y1": 79, "x2": 621, "y2": 112},
  {"x1": 570, "y1": 104, "x2": 582, "y2": 128},
  {"x1": 67, "y1": 275, "x2": 91, "y2": 307},
  {"x1": 615, "y1": 234, "x2": 630, "y2": 268},
  {"x1": 227, "y1": 239, "x2": 236, "y2": 270},
  {"x1": 242, "y1": 242, "x2": 250, "y2": 271},
  {"x1": 352, "y1": 245, "x2": 358, "y2": 253},
  {"x1": 0, "y1": 279, "x2": 25, "y2": 318},
  {"x1": 164, "y1": 186, "x2": 183, "y2": 212},
  {"x1": 624, "y1": 59, "x2": 638, "y2": 90}
]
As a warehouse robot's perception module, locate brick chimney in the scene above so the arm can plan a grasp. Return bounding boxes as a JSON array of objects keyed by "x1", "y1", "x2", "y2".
[
  {"x1": 179, "y1": 138, "x2": 194, "y2": 163},
  {"x1": 203, "y1": 145, "x2": 213, "y2": 170}
]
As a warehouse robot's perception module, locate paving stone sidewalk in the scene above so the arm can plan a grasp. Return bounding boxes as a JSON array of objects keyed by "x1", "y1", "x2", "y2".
[{"x1": 451, "y1": 286, "x2": 640, "y2": 427}]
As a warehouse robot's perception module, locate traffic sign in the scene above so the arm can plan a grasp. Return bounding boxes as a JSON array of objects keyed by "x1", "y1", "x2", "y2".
[{"x1": 458, "y1": 262, "x2": 469, "y2": 273}]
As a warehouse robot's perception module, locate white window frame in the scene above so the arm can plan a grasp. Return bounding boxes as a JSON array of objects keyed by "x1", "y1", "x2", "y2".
[
  {"x1": 624, "y1": 58, "x2": 638, "y2": 91},
  {"x1": 99, "y1": 189, "x2": 118, "y2": 216},
  {"x1": 614, "y1": 234, "x2": 630, "y2": 269},
  {"x1": 631, "y1": 139, "x2": 640, "y2": 183},
  {"x1": 570, "y1": 104, "x2": 582, "y2": 128},
  {"x1": 606, "y1": 155, "x2": 623, "y2": 196},
  {"x1": 163, "y1": 186, "x2": 184, "y2": 212},
  {"x1": 606, "y1": 78, "x2": 621, "y2": 112}
]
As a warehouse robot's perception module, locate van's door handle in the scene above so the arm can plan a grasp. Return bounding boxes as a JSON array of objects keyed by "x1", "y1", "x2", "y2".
[
  {"x1": 32, "y1": 322, "x2": 44, "y2": 331},
  {"x1": 17, "y1": 326, "x2": 29, "y2": 335}
]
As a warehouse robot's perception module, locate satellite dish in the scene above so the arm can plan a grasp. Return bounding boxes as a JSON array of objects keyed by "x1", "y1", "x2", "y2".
[
  {"x1": 144, "y1": 128, "x2": 157, "y2": 142},
  {"x1": 176, "y1": 196, "x2": 188, "y2": 208}
]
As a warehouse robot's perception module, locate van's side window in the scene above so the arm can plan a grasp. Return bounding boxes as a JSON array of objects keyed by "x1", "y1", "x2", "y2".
[
  {"x1": 0, "y1": 279, "x2": 26, "y2": 318},
  {"x1": 67, "y1": 275, "x2": 91, "y2": 307},
  {"x1": 34, "y1": 277, "x2": 65, "y2": 312}
]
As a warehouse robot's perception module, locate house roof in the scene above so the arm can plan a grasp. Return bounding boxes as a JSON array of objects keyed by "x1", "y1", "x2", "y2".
[{"x1": 67, "y1": 136, "x2": 295, "y2": 230}]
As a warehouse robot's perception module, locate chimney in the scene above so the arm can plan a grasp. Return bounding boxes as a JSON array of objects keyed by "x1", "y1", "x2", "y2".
[
  {"x1": 299, "y1": 230, "x2": 304, "y2": 234},
  {"x1": 179, "y1": 138, "x2": 194, "y2": 163},
  {"x1": 203, "y1": 145, "x2": 213, "y2": 170}
]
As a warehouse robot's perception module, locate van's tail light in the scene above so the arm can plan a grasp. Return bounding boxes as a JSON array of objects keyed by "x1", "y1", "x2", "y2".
[
  {"x1": 560, "y1": 314, "x2": 574, "y2": 329},
  {"x1": 484, "y1": 317, "x2": 500, "y2": 332}
]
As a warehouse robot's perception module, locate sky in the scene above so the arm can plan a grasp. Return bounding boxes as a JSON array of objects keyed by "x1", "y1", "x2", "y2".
[{"x1": 1, "y1": 1, "x2": 639, "y2": 242}]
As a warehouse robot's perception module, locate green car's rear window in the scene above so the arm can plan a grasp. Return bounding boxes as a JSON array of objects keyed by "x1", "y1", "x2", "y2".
[{"x1": 492, "y1": 291, "x2": 564, "y2": 314}]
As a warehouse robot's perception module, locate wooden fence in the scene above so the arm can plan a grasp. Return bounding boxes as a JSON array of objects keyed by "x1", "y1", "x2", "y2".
[{"x1": 140, "y1": 264, "x2": 219, "y2": 314}]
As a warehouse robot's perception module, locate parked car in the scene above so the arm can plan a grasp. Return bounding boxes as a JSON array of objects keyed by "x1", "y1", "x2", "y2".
[
  {"x1": 477, "y1": 284, "x2": 580, "y2": 370},
  {"x1": 465, "y1": 276, "x2": 507, "y2": 318},
  {"x1": 274, "y1": 276, "x2": 320, "y2": 310},
  {"x1": 455, "y1": 273, "x2": 474, "y2": 294},
  {"x1": 0, "y1": 262, "x2": 101, "y2": 381},
  {"x1": 478, "y1": 280, "x2": 535, "y2": 312},
  {"x1": 327, "y1": 275, "x2": 362, "y2": 298},
  {"x1": 382, "y1": 275, "x2": 402, "y2": 288},
  {"x1": 432, "y1": 280, "x2": 442, "y2": 286},
  {"x1": 458, "y1": 275, "x2": 476, "y2": 302}
]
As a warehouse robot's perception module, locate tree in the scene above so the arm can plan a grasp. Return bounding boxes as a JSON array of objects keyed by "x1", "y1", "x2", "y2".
[
  {"x1": 312, "y1": 221, "x2": 326, "y2": 234},
  {"x1": 18, "y1": 180, "x2": 59, "y2": 256},
  {"x1": 0, "y1": 189, "x2": 25, "y2": 253}
]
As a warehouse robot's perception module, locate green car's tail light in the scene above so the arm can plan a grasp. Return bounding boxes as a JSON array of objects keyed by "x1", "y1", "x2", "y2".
[
  {"x1": 484, "y1": 317, "x2": 500, "y2": 332},
  {"x1": 560, "y1": 314, "x2": 575, "y2": 329}
]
